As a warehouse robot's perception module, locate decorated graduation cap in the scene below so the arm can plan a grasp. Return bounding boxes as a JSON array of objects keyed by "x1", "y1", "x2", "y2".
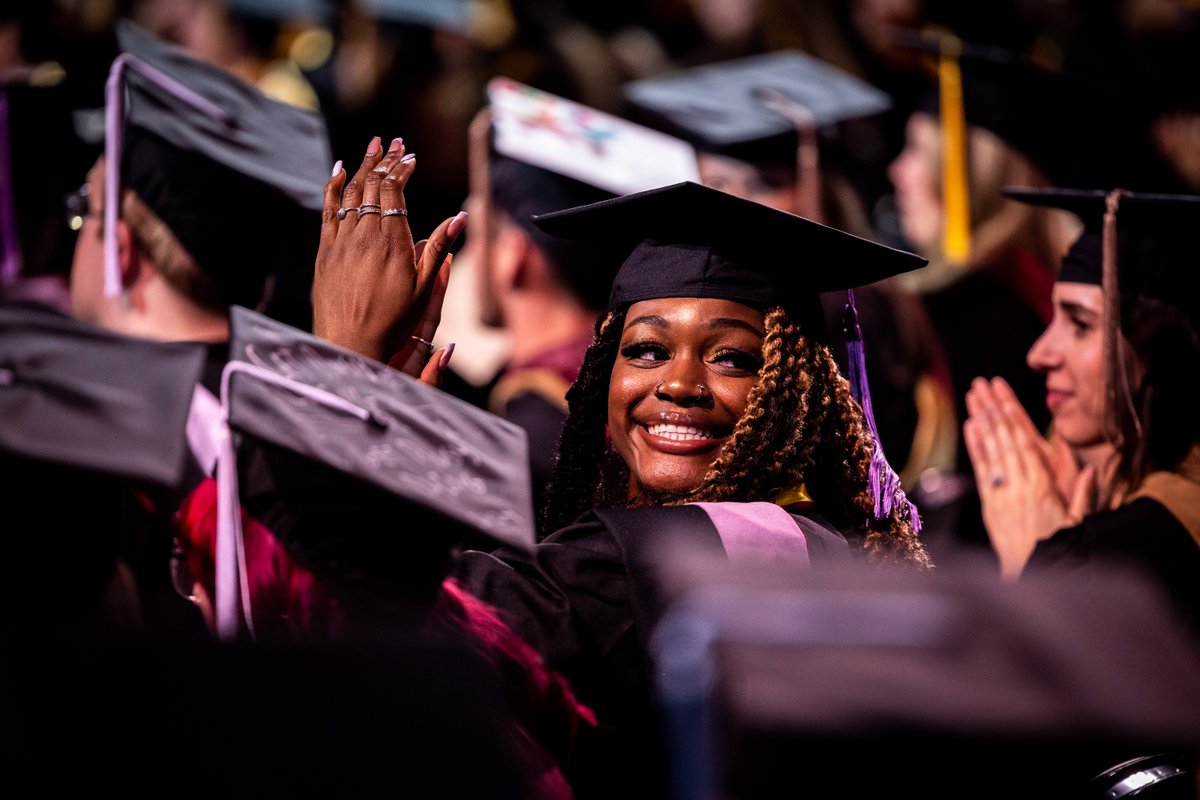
[
  {"x1": 193, "y1": 307, "x2": 536, "y2": 639},
  {"x1": 484, "y1": 76, "x2": 700, "y2": 309},
  {"x1": 623, "y1": 50, "x2": 891, "y2": 166},
  {"x1": 533, "y1": 181, "x2": 927, "y2": 525},
  {"x1": 103, "y1": 22, "x2": 330, "y2": 306}
]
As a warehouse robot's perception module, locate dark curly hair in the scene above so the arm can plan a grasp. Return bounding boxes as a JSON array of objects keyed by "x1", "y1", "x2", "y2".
[{"x1": 541, "y1": 305, "x2": 931, "y2": 568}]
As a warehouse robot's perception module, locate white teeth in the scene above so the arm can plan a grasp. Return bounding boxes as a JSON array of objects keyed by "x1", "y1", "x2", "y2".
[{"x1": 646, "y1": 423, "x2": 714, "y2": 441}]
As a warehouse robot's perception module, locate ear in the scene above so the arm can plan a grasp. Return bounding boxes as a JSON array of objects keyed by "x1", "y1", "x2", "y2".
[
  {"x1": 114, "y1": 219, "x2": 143, "y2": 290},
  {"x1": 492, "y1": 222, "x2": 533, "y2": 292}
]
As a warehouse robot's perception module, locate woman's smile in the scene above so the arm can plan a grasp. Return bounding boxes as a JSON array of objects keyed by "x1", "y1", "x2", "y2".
[{"x1": 608, "y1": 297, "x2": 764, "y2": 500}]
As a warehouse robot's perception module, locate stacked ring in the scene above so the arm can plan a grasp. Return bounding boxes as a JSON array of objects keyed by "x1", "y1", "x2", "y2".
[
  {"x1": 358, "y1": 204, "x2": 382, "y2": 216},
  {"x1": 382, "y1": 208, "x2": 408, "y2": 217}
]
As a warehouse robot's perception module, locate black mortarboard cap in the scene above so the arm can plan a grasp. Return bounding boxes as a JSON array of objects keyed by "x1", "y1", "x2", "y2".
[
  {"x1": 653, "y1": 552, "x2": 1200, "y2": 799},
  {"x1": 0, "y1": 303, "x2": 206, "y2": 488},
  {"x1": 1004, "y1": 187, "x2": 1200, "y2": 314},
  {"x1": 226, "y1": 0, "x2": 334, "y2": 22},
  {"x1": 105, "y1": 22, "x2": 330, "y2": 307},
  {"x1": 624, "y1": 50, "x2": 891, "y2": 165},
  {"x1": 204, "y1": 307, "x2": 535, "y2": 637},
  {"x1": 531, "y1": 181, "x2": 926, "y2": 326}
]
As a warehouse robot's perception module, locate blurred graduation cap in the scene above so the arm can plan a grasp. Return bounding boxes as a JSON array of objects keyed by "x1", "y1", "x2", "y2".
[
  {"x1": 890, "y1": 29, "x2": 1176, "y2": 264},
  {"x1": 533, "y1": 181, "x2": 926, "y2": 526},
  {"x1": 196, "y1": 307, "x2": 535, "y2": 639},
  {"x1": 651, "y1": 552, "x2": 1200, "y2": 799},
  {"x1": 355, "y1": 0, "x2": 470, "y2": 32},
  {"x1": 0, "y1": 303, "x2": 206, "y2": 634},
  {"x1": 0, "y1": 303, "x2": 206, "y2": 487},
  {"x1": 226, "y1": 0, "x2": 335, "y2": 23},
  {"x1": 482, "y1": 76, "x2": 699, "y2": 310},
  {"x1": 623, "y1": 50, "x2": 891, "y2": 167},
  {"x1": 102, "y1": 22, "x2": 330, "y2": 308}
]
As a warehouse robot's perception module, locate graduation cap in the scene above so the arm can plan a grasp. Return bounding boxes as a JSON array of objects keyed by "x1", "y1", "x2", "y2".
[
  {"x1": 0, "y1": 303, "x2": 206, "y2": 487},
  {"x1": 1002, "y1": 187, "x2": 1200, "y2": 309},
  {"x1": 355, "y1": 0, "x2": 470, "y2": 32},
  {"x1": 483, "y1": 77, "x2": 700, "y2": 310},
  {"x1": 531, "y1": 181, "x2": 925, "y2": 314},
  {"x1": 652, "y1": 552, "x2": 1200, "y2": 799},
  {"x1": 623, "y1": 50, "x2": 892, "y2": 166},
  {"x1": 102, "y1": 22, "x2": 330, "y2": 306},
  {"x1": 194, "y1": 307, "x2": 536, "y2": 639},
  {"x1": 533, "y1": 181, "x2": 926, "y2": 526},
  {"x1": 891, "y1": 29, "x2": 1175, "y2": 263},
  {"x1": 0, "y1": 303, "x2": 207, "y2": 635}
]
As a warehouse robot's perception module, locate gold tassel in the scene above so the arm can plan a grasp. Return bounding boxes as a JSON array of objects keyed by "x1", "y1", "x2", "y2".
[{"x1": 938, "y1": 36, "x2": 971, "y2": 264}]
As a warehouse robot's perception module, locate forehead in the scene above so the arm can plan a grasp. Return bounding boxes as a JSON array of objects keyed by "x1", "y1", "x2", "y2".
[
  {"x1": 1052, "y1": 281, "x2": 1104, "y2": 309},
  {"x1": 623, "y1": 297, "x2": 765, "y2": 329}
]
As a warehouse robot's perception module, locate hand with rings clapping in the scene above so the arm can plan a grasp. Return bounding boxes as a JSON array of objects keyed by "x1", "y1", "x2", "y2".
[
  {"x1": 312, "y1": 135, "x2": 466, "y2": 385},
  {"x1": 963, "y1": 376, "x2": 1095, "y2": 579}
]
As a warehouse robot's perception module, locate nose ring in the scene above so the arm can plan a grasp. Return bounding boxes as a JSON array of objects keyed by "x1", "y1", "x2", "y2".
[{"x1": 655, "y1": 380, "x2": 706, "y2": 398}]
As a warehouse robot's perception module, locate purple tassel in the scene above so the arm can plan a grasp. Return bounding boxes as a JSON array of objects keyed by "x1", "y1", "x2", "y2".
[{"x1": 842, "y1": 290, "x2": 921, "y2": 531}]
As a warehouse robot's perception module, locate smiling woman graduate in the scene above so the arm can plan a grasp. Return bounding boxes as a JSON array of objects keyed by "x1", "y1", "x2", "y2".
[{"x1": 437, "y1": 182, "x2": 933, "y2": 797}]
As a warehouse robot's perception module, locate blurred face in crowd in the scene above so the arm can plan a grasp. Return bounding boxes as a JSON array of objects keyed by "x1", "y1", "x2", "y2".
[
  {"x1": 1026, "y1": 281, "x2": 1107, "y2": 448},
  {"x1": 888, "y1": 112, "x2": 943, "y2": 254},
  {"x1": 698, "y1": 154, "x2": 799, "y2": 215},
  {"x1": 608, "y1": 297, "x2": 764, "y2": 500},
  {"x1": 68, "y1": 158, "x2": 112, "y2": 328}
]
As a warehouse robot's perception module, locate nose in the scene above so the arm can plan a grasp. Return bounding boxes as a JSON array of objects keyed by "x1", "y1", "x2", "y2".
[
  {"x1": 654, "y1": 377, "x2": 712, "y2": 408},
  {"x1": 1026, "y1": 326, "x2": 1059, "y2": 373}
]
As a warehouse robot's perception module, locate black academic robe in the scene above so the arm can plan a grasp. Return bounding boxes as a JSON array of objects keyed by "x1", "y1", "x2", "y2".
[
  {"x1": 455, "y1": 503, "x2": 849, "y2": 799},
  {"x1": 1028, "y1": 498, "x2": 1200, "y2": 636}
]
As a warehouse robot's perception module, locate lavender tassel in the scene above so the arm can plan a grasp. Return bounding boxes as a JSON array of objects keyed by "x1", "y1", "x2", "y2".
[{"x1": 842, "y1": 290, "x2": 921, "y2": 531}]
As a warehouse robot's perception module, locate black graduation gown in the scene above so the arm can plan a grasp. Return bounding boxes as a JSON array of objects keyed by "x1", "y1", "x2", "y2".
[
  {"x1": 1027, "y1": 498, "x2": 1200, "y2": 636},
  {"x1": 455, "y1": 503, "x2": 849, "y2": 799}
]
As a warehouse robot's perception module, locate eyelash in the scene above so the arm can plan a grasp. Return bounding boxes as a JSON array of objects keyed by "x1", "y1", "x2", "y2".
[
  {"x1": 1069, "y1": 316, "x2": 1093, "y2": 336},
  {"x1": 619, "y1": 341, "x2": 762, "y2": 372}
]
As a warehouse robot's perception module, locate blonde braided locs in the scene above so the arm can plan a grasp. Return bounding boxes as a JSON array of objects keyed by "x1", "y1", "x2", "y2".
[{"x1": 684, "y1": 306, "x2": 930, "y2": 568}]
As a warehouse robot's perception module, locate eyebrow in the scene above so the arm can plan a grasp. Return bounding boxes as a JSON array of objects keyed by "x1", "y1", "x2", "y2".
[
  {"x1": 624, "y1": 315, "x2": 765, "y2": 337},
  {"x1": 1057, "y1": 300, "x2": 1101, "y2": 318}
]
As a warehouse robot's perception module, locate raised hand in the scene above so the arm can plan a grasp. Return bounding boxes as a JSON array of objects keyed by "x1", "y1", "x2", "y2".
[
  {"x1": 312, "y1": 135, "x2": 466, "y2": 382},
  {"x1": 963, "y1": 376, "x2": 1095, "y2": 578}
]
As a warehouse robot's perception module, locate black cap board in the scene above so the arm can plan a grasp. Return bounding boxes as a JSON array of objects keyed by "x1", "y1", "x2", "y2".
[
  {"x1": 1004, "y1": 187, "x2": 1200, "y2": 313},
  {"x1": 0, "y1": 303, "x2": 206, "y2": 488},
  {"x1": 623, "y1": 50, "x2": 891, "y2": 165},
  {"x1": 531, "y1": 181, "x2": 927, "y2": 317},
  {"x1": 109, "y1": 21, "x2": 330, "y2": 308},
  {"x1": 225, "y1": 306, "x2": 536, "y2": 554}
]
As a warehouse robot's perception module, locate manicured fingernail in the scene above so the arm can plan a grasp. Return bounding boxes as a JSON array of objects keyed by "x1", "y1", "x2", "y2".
[
  {"x1": 366, "y1": 135, "x2": 381, "y2": 156},
  {"x1": 439, "y1": 342, "x2": 455, "y2": 370},
  {"x1": 388, "y1": 137, "x2": 403, "y2": 152},
  {"x1": 448, "y1": 210, "x2": 468, "y2": 240},
  {"x1": 400, "y1": 152, "x2": 416, "y2": 164},
  {"x1": 331, "y1": 160, "x2": 342, "y2": 177}
]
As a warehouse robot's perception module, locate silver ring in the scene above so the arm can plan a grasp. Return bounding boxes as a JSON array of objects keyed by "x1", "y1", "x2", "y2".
[
  {"x1": 336, "y1": 207, "x2": 358, "y2": 220},
  {"x1": 382, "y1": 208, "x2": 408, "y2": 217},
  {"x1": 359, "y1": 204, "x2": 381, "y2": 211},
  {"x1": 990, "y1": 472, "x2": 1007, "y2": 488},
  {"x1": 655, "y1": 380, "x2": 706, "y2": 398},
  {"x1": 357, "y1": 208, "x2": 381, "y2": 216},
  {"x1": 411, "y1": 335, "x2": 434, "y2": 349}
]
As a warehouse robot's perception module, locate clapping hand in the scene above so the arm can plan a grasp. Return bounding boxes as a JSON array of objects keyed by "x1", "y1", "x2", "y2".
[
  {"x1": 963, "y1": 377, "x2": 1095, "y2": 578},
  {"x1": 312, "y1": 136, "x2": 466, "y2": 385}
]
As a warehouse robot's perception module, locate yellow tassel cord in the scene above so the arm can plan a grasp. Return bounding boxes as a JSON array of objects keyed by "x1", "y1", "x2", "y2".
[
  {"x1": 774, "y1": 483, "x2": 814, "y2": 510},
  {"x1": 938, "y1": 37, "x2": 971, "y2": 264}
]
